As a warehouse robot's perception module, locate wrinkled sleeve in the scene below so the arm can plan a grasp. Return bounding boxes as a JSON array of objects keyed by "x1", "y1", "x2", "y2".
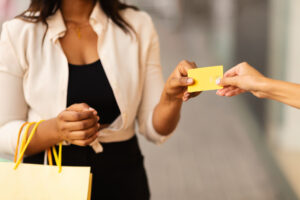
[
  {"x1": 137, "y1": 19, "x2": 173, "y2": 144},
  {"x1": 0, "y1": 22, "x2": 28, "y2": 160}
]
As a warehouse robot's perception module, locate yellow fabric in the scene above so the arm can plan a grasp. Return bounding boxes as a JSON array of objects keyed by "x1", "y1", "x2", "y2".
[{"x1": 188, "y1": 66, "x2": 224, "y2": 92}]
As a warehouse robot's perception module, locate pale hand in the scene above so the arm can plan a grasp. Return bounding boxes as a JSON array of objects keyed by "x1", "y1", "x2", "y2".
[{"x1": 216, "y1": 62, "x2": 267, "y2": 98}]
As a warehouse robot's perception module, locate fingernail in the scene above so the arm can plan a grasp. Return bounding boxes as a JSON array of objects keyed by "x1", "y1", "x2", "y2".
[
  {"x1": 216, "y1": 78, "x2": 221, "y2": 85},
  {"x1": 97, "y1": 132, "x2": 101, "y2": 137},
  {"x1": 187, "y1": 78, "x2": 193, "y2": 84}
]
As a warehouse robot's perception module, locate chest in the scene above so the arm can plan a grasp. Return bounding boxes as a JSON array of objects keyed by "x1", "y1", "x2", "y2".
[
  {"x1": 59, "y1": 26, "x2": 99, "y2": 65},
  {"x1": 23, "y1": 28, "x2": 145, "y2": 119}
]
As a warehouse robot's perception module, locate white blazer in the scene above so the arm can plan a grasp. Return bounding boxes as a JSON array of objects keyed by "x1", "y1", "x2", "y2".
[{"x1": 0, "y1": 3, "x2": 171, "y2": 160}]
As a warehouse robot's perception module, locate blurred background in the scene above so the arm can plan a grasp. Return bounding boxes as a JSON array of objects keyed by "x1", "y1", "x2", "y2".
[{"x1": 1, "y1": 0, "x2": 300, "y2": 199}]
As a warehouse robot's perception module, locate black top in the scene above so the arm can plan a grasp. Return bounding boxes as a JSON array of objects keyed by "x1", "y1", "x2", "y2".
[{"x1": 67, "y1": 60, "x2": 120, "y2": 124}]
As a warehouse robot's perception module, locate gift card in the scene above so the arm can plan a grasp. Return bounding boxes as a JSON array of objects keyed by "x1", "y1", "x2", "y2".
[{"x1": 188, "y1": 65, "x2": 223, "y2": 92}]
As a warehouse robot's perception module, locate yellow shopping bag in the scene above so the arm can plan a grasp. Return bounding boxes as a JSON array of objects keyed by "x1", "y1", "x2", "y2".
[{"x1": 0, "y1": 121, "x2": 93, "y2": 200}]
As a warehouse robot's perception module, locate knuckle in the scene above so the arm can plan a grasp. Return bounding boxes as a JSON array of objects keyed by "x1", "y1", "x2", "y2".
[
  {"x1": 60, "y1": 124, "x2": 67, "y2": 131},
  {"x1": 180, "y1": 77, "x2": 187, "y2": 84},
  {"x1": 71, "y1": 103, "x2": 80, "y2": 108},
  {"x1": 169, "y1": 77, "x2": 177, "y2": 86},
  {"x1": 77, "y1": 142, "x2": 85, "y2": 147},
  {"x1": 82, "y1": 121, "x2": 90, "y2": 129},
  {"x1": 241, "y1": 62, "x2": 248, "y2": 67},
  {"x1": 80, "y1": 122, "x2": 86, "y2": 130},
  {"x1": 80, "y1": 103, "x2": 89, "y2": 109},
  {"x1": 83, "y1": 131, "x2": 89, "y2": 139},
  {"x1": 58, "y1": 113, "x2": 64, "y2": 121},
  {"x1": 179, "y1": 60, "x2": 188, "y2": 66},
  {"x1": 74, "y1": 112, "x2": 81, "y2": 120}
]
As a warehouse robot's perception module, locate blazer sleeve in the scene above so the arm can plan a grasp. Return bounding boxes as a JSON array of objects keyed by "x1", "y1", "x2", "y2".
[
  {"x1": 0, "y1": 22, "x2": 28, "y2": 160},
  {"x1": 137, "y1": 19, "x2": 173, "y2": 144}
]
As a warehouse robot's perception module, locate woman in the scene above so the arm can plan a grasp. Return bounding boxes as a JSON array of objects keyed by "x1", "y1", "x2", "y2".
[
  {"x1": 216, "y1": 62, "x2": 300, "y2": 109},
  {"x1": 0, "y1": 0, "x2": 199, "y2": 199}
]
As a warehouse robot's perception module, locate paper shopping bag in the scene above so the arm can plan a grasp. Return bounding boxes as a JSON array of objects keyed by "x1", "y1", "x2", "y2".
[
  {"x1": 0, "y1": 121, "x2": 92, "y2": 200},
  {"x1": 0, "y1": 162, "x2": 92, "y2": 200}
]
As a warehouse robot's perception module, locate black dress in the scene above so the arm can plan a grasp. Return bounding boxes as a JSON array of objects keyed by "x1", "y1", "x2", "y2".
[{"x1": 24, "y1": 60, "x2": 150, "y2": 200}]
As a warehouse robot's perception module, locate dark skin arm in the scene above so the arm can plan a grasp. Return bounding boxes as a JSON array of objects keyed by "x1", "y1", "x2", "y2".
[{"x1": 153, "y1": 60, "x2": 201, "y2": 135}]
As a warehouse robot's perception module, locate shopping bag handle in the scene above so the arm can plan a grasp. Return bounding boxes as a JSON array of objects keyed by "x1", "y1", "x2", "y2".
[
  {"x1": 14, "y1": 120, "x2": 63, "y2": 173},
  {"x1": 14, "y1": 120, "x2": 44, "y2": 169},
  {"x1": 14, "y1": 122, "x2": 29, "y2": 163}
]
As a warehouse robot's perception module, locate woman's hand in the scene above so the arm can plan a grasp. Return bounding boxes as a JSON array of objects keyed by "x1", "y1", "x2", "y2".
[
  {"x1": 55, "y1": 103, "x2": 100, "y2": 146},
  {"x1": 153, "y1": 60, "x2": 200, "y2": 136},
  {"x1": 216, "y1": 62, "x2": 267, "y2": 98},
  {"x1": 164, "y1": 60, "x2": 201, "y2": 102}
]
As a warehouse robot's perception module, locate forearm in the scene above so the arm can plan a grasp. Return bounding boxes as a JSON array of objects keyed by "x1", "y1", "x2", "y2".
[
  {"x1": 25, "y1": 118, "x2": 62, "y2": 155},
  {"x1": 259, "y1": 78, "x2": 300, "y2": 109},
  {"x1": 153, "y1": 92, "x2": 182, "y2": 136}
]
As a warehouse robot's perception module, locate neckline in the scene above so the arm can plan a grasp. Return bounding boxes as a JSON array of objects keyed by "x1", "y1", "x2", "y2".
[{"x1": 69, "y1": 59, "x2": 100, "y2": 67}]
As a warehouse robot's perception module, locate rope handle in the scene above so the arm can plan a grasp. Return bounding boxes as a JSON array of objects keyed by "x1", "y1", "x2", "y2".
[
  {"x1": 13, "y1": 121, "x2": 63, "y2": 173},
  {"x1": 14, "y1": 122, "x2": 29, "y2": 163}
]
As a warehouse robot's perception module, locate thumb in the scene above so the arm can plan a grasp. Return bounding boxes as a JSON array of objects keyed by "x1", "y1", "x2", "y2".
[
  {"x1": 179, "y1": 77, "x2": 194, "y2": 86},
  {"x1": 67, "y1": 103, "x2": 94, "y2": 112},
  {"x1": 218, "y1": 76, "x2": 239, "y2": 87}
]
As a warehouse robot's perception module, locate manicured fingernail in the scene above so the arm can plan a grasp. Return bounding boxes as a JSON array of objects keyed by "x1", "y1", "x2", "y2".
[
  {"x1": 187, "y1": 78, "x2": 193, "y2": 84},
  {"x1": 216, "y1": 78, "x2": 221, "y2": 85}
]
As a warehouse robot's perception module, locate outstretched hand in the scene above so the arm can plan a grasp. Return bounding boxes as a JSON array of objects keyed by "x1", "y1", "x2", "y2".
[
  {"x1": 164, "y1": 60, "x2": 201, "y2": 102},
  {"x1": 216, "y1": 62, "x2": 266, "y2": 98}
]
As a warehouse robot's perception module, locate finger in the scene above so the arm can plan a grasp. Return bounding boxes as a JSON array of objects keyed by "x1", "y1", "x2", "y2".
[
  {"x1": 182, "y1": 96, "x2": 188, "y2": 102},
  {"x1": 216, "y1": 86, "x2": 230, "y2": 94},
  {"x1": 64, "y1": 117, "x2": 98, "y2": 131},
  {"x1": 67, "y1": 123, "x2": 100, "y2": 140},
  {"x1": 67, "y1": 103, "x2": 98, "y2": 115},
  {"x1": 178, "y1": 60, "x2": 197, "y2": 76},
  {"x1": 170, "y1": 77, "x2": 194, "y2": 88},
  {"x1": 216, "y1": 89, "x2": 225, "y2": 96},
  {"x1": 59, "y1": 110, "x2": 97, "y2": 122},
  {"x1": 71, "y1": 133, "x2": 99, "y2": 147},
  {"x1": 224, "y1": 67, "x2": 238, "y2": 77},
  {"x1": 225, "y1": 88, "x2": 245, "y2": 97},
  {"x1": 226, "y1": 88, "x2": 246, "y2": 96},
  {"x1": 189, "y1": 92, "x2": 201, "y2": 98},
  {"x1": 217, "y1": 86, "x2": 237, "y2": 96},
  {"x1": 219, "y1": 76, "x2": 239, "y2": 87},
  {"x1": 67, "y1": 103, "x2": 91, "y2": 111}
]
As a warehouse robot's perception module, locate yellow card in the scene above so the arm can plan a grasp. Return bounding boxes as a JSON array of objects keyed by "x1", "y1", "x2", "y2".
[{"x1": 188, "y1": 65, "x2": 223, "y2": 92}]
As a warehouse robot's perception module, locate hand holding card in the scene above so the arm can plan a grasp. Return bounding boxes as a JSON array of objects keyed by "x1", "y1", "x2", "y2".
[{"x1": 188, "y1": 66, "x2": 224, "y2": 92}]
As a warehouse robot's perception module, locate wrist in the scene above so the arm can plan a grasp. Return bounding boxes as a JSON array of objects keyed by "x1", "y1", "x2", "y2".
[
  {"x1": 161, "y1": 90, "x2": 183, "y2": 106},
  {"x1": 50, "y1": 118, "x2": 63, "y2": 141},
  {"x1": 257, "y1": 77, "x2": 272, "y2": 92}
]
